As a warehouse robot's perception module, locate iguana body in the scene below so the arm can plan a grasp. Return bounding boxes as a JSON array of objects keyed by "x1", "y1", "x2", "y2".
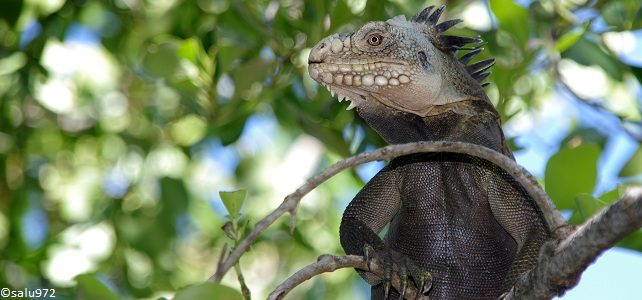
[{"x1": 308, "y1": 6, "x2": 550, "y2": 299}]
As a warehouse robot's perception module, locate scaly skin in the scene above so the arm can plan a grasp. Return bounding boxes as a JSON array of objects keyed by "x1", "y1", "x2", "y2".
[
  {"x1": 308, "y1": 6, "x2": 550, "y2": 300},
  {"x1": 308, "y1": 8, "x2": 490, "y2": 117}
]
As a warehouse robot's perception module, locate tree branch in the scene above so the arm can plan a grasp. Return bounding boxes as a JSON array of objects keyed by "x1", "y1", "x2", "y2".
[
  {"x1": 267, "y1": 254, "x2": 428, "y2": 300},
  {"x1": 503, "y1": 186, "x2": 642, "y2": 299},
  {"x1": 209, "y1": 141, "x2": 566, "y2": 282}
]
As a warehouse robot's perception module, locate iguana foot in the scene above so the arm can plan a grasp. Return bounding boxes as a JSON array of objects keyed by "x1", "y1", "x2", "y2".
[{"x1": 364, "y1": 244, "x2": 432, "y2": 299}]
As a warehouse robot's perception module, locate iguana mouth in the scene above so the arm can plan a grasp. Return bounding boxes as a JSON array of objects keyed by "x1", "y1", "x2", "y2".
[
  {"x1": 309, "y1": 60, "x2": 414, "y2": 110},
  {"x1": 316, "y1": 82, "x2": 368, "y2": 110},
  {"x1": 309, "y1": 59, "x2": 417, "y2": 111},
  {"x1": 308, "y1": 61, "x2": 411, "y2": 88}
]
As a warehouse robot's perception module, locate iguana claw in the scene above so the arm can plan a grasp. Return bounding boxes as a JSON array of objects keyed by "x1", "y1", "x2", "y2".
[
  {"x1": 418, "y1": 271, "x2": 433, "y2": 295},
  {"x1": 383, "y1": 249, "x2": 392, "y2": 299},
  {"x1": 384, "y1": 281, "x2": 391, "y2": 299},
  {"x1": 398, "y1": 266, "x2": 408, "y2": 300},
  {"x1": 364, "y1": 243, "x2": 393, "y2": 299},
  {"x1": 363, "y1": 244, "x2": 375, "y2": 271},
  {"x1": 363, "y1": 243, "x2": 431, "y2": 299}
]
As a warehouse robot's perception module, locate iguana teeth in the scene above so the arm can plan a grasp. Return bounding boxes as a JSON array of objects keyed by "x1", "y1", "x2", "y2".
[
  {"x1": 346, "y1": 101, "x2": 357, "y2": 110},
  {"x1": 338, "y1": 95, "x2": 346, "y2": 102},
  {"x1": 330, "y1": 89, "x2": 336, "y2": 97}
]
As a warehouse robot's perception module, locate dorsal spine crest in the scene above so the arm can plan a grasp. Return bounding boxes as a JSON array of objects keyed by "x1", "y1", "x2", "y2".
[{"x1": 411, "y1": 5, "x2": 493, "y2": 84}]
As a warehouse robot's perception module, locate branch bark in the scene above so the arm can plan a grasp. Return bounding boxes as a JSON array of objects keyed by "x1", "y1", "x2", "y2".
[
  {"x1": 503, "y1": 186, "x2": 642, "y2": 299},
  {"x1": 209, "y1": 141, "x2": 565, "y2": 282},
  {"x1": 267, "y1": 254, "x2": 428, "y2": 300}
]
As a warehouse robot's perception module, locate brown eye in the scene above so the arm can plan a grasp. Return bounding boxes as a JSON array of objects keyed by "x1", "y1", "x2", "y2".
[{"x1": 367, "y1": 34, "x2": 383, "y2": 46}]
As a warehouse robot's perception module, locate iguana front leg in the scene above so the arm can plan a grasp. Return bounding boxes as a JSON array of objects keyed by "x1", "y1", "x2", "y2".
[
  {"x1": 340, "y1": 166, "x2": 430, "y2": 299},
  {"x1": 483, "y1": 162, "x2": 550, "y2": 289}
]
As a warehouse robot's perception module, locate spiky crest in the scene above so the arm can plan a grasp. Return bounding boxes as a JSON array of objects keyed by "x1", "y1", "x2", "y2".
[{"x1": 411, "y1": 5, "x2": 493, "y2": 84}]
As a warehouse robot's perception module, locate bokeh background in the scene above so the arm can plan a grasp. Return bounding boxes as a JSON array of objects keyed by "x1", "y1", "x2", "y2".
[{"x1": 1, "y1": 0, "x2": 641, "y2": 299}]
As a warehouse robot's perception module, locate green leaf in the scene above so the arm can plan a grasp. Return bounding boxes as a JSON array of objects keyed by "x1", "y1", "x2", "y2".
[
  {"x1": 490, "y1": 0, "x2": 529, "y2": 46},
  {"x1": 0, "y1": 0, "x2": 23, "y2": 27},
  {"x1": 561, "y1": 128, "x2": 607, "y2": 147},
  {"x1": 619, "y1": 146, "x2": 642, "y2": 178},
  {"x1": 143, "y1": 40, "x2": 181, "y2": 79},
  {"x1": 568, "y1": 193, "x2": 606, "y2": 224},
  {"x1": 170, "y1": 114, "x2": 207, "y2": 146},
  {"x1": 618, "y1": 230, "x2": 642, "y2": 252},
  {"x1": 298, "y1": 113, "x2": 350, "y2": 157},
  {"x1": 215, "y1": 108, "x2": 251, "y2": 145},
  {"x1": 600, "y1": 1, "x2": 640, "y2": 30},
  {"x1": 231, "y1": 57, "x2": 274, "y2": 98},
  {"x1": 599, "y1": 187, "x2": 622, "y2": 203},
  {"x1": 545, "y1": 143, "x2": 600, "y2": 210},
  {"x1": 0, "y1": 52, "x2": 27, "y2": 76},
  {"x1": 174, "y1": 283, "x2": 243, "y2": 300},
  {"x1": 217, "y1": 41, "x2": 248, "y2": 74},
  {"x1": 219, "y1": 189, "x2": 247, "y2": 220},
  {"x1": 631, "y1": 66, "x2": 642, "y2": 86},
  {"x1": 75, "y1": 274, "x2": 119, "y2": 300},
  {"x1": 160, "y1": 177, "x2": 190, "y2": 214},
  {"x1": 506, "y1": 137, "x2": 524, "y2": 152},
  {"x1": 178, "y1": 38, "x2": 200, "y2": 64},
  {"x1": 328, "y1": 0, "x2": 357, "y2": 32},
  {"x1": 635, "y1": 3, "x2": 642, "y2": 29},
  {"x1": 555, "y1": 23, "x2": 588, "y2": 52}
]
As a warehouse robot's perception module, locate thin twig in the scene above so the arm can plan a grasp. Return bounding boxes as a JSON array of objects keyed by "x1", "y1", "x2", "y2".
[
  {"x1": 209, "y1": 141, "x2": 566, "y2": 282},
  {"x1": 267, "y1": 254, "x2": 428, "y2": 300},
  {"x1": 234, "y1": 262, "x2": 252, "y2": 300},
  {"x1": 503, "y1": 186, "x2": 642, "y2": 299}
]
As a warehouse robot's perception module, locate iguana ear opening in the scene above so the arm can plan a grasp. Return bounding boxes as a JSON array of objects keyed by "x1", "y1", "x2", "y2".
[{"x1": 417, "y1": 51, "x2": 432, "y2": 72}]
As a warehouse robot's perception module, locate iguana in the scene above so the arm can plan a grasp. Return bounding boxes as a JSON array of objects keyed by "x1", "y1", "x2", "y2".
[{"x1": 307, "y1": 5, "x2": 550, "y2": 300}]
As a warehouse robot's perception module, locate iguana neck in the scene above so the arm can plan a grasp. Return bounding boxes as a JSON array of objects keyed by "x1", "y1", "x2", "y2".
[{"x1": 356, "y1": 97, "x2": 513, "y2": 156}]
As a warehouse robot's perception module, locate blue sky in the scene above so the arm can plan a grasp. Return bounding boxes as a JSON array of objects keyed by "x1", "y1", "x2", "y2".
[{"x1": 560, "y1": 247, "x2": 642, "y2": 299}]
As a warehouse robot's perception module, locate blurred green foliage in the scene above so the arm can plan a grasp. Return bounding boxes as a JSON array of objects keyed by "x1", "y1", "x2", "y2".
[{"x1": 0, "y1": 0, "x2": 641, "y2": 299}]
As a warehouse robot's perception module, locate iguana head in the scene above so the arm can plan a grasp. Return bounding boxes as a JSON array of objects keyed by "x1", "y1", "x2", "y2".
[{"x1": 308, "y1": 5, "x2": 493, "y2": 117}]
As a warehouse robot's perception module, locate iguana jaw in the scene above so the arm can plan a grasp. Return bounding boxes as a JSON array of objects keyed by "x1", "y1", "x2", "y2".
[
  {"x1": 308, "y1": 59, "x2": 413, "y2": 110},
  {"x1": 308, "y1": 55, "x2": 450, "y2": 116},
  {"x1": 312, "y1": 80, "x2": 365, "y2": 110}
]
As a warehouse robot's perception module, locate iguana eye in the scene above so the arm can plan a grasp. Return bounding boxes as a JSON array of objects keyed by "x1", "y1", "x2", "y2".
[{"x1": 367, "y1": 33, "x2": 383, "y2": 46}]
